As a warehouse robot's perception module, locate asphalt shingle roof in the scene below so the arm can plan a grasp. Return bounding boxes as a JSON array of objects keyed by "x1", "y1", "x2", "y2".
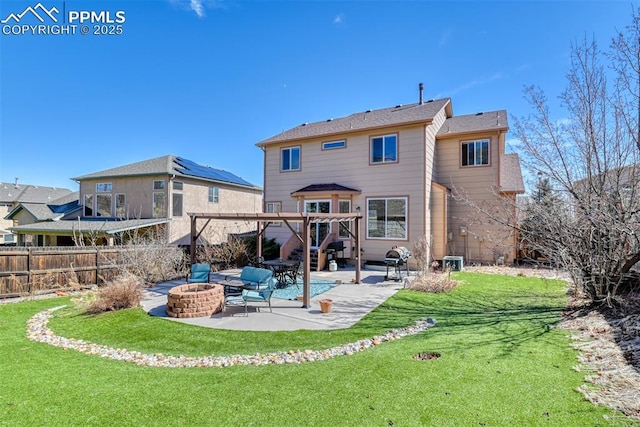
[
  {"x1": 292, "y1": 183, "x2": 361, "y2": 194},
  {"x1": 9, "y1": 218, "x2": 171, "y2": 235},
  {"x1": 500, "y1": 153, "x2": 525, "y2": 193},
  {"x1": 436, "y1": 110, "x2": 508, "y2": 137},
  {"x1": 72, "y1": 155, "x2": 260, "y2": 189},
  {"x1": 0, "y1": 183, "x2": 73, "y2": 204},
  {"x1": 257, "y1": 98, "x2": 452, "y2": 145}
]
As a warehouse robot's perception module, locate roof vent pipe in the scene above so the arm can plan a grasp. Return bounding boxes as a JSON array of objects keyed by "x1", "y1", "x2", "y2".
[{"x1": 419, "y1": 83, "x2": 424, "y2": 105}]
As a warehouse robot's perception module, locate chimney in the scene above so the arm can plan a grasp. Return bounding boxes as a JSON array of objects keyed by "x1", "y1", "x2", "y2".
[
  {"x1": 14, "y1": 177, "x2": 19, "y2": 188},
  {"x1": 419, "y1": 83, "x2": 424, "y2": 105}
]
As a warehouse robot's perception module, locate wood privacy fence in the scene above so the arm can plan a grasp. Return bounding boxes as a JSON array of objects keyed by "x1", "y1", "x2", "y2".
[{"x1": 0, "y1": 247, "x2": 127, "y2": 297}]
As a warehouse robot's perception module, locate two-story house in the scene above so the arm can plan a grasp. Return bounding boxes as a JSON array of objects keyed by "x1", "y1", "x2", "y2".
[
  {"x1": 1, "y1": 180, "x2": 75, "y2": 246},
  {"x1": 8, "y1": 155, "x2": 262, "y2": 246},
  {"x1": 256, "y1": 90, "x2": 524, "y2": 267}
]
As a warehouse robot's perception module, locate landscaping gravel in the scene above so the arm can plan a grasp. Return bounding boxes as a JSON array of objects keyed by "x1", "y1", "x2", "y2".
[{"x1": 26, "y1": 306, "x2": 437, "y2": 368}]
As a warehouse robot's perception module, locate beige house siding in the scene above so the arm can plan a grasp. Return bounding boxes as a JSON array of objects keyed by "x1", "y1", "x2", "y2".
[
  {"x1": 430, "y1": 182, "x2": 448, "y2": 260},
  {"x1": 0, "y1": 204, "x2": 14, "y2": 232},
  {"x1": 435, "y1": 131, "x2": 515, "y2": 263},
  {"x1": 261, "y1": 100, "x2": 522, "y2": 266},
  {"x1": 264, "y1": 124, "x2": 432, "y2": 262},
  {"x1": 79, "y1": 175, "x2": 262, "y2": 246},
  {"x1": 174, "y1": 178, "x2": 262, "y2": 245}
]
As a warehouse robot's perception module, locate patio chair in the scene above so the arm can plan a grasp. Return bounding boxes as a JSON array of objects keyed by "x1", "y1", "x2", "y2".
[
  {"x1": 241, "y1": 277, "x2": 277, "y2": 314},
  {"x1": 224, "y1": 278, "x2": 278, "y2": 316},
  {"x1": 186, "y1": 263, "x2": 211, "y2": 283},
  {"x1": 249, "y1": 256, "x2": 265, "y2": 268},
  {"x1": 284, "y1": 261, "x2": 301, "y2": 288}
]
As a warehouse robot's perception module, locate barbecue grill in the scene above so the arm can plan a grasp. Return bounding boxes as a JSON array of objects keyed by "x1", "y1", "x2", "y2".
[
  {"x1": 384, "y1": 246, "x2": 411, "y2": 281},
  {"x1": 324, "y1": 240, "x2": 346, "y2": 268}
]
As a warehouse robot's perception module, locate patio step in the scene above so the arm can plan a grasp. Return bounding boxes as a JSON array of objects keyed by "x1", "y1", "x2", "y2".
[{"x1": 291, "y1": 247, "x2": 319, "y2": 270}]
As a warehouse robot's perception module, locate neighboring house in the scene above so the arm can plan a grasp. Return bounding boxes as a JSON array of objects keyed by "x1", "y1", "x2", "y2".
[
  {"x1": 0, "y1": 180, "x2": 74, "y2": 246},
  {"x1": 9, "y1": 155, "x2": 262, "y2": 246},
  {"x1": 256, "y1": 90, "x2": 524, "y2": 267}
]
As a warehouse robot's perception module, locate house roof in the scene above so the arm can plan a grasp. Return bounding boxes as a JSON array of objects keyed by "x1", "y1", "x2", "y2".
[
  {"x1": 291, "y1": 183, "x2": 361, "y2": 196},
  {"x1": 257, "y1": 98, "x2": 452, "y2": 146},
  {"x1": 500, "y1": 153, "x2": 525, "y2": 193},
  {"x1": 9, "y1": 218, "x2": 171, "y2": 236},
  {"x1": 72, "y1": 155, "x2": 260, "y2": 190},
  {"x1": 436, "y1": 110, "x2": 508, "y2": 138},
  {"x1": 4, "y1": 192, "x2": 81, "y2": 221},
  {"x1": 0, "y1": 182, "x2": 73, "y2": 204}
]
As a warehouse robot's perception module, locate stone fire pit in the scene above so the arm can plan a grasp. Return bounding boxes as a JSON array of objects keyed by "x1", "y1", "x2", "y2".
[{"x1": 166, "y1": 284, "x2": 224, "y2": 318}]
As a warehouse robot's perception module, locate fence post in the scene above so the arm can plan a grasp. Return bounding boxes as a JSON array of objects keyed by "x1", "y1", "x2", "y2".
[
  {"x1": 95, "y1": 248, "x2": 99, "y2": 285},
  {"x1": 27, "y1": 247, "x2": 32, "y2": 293}
]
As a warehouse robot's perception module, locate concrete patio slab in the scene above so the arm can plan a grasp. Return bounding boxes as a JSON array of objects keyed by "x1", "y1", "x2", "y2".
[{"x1": 140, "y1": 266, "x2": 410, "y2": 331}]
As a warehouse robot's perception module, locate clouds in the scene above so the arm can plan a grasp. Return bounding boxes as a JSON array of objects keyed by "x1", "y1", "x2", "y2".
[
  {"x1": 190, "y1": 0, "x2": 205, "y2": 18},
  {"x1": 169, "y1": 0, "x2": 221, "y2": 18},
  {"x1": 334, "y1": 13, "x2": 345, "y2": 25},
  {"x1": 435, "y1": 73, "x2": 505, "y2": 99}
]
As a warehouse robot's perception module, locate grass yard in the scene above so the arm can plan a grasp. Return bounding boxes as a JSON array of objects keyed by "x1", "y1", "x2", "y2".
[{"x1": 1, "y1": 272, "x2": 637, "y2": 426}]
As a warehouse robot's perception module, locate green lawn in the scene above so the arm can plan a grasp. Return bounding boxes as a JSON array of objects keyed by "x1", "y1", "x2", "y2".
[{"x1": 0, "y1": 273, "x2": 635, "y2": 426}]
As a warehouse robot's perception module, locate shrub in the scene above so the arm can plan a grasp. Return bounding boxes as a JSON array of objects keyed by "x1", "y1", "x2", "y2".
[
  {"x1": 408, "y1": 270, "x2": 459, "y2": 293},
  {"x1": 85, "y1": 273, "x2": 144, "y2": 314}
]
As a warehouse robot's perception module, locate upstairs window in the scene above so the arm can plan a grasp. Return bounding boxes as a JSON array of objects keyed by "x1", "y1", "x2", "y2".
[
  {"x1": 173, "y1": 181, "x2": 183, "y2": 190},
  {"x1": 153, "y1": 180, "x2": 166, "y2": 190},
  {"x1": 116, "y1": 194, "x2": 126, "y2": 217},
  {"x1": 322, "y1": 140, "x2": 346, "y2": 150},
  {"x1": 172, "y1": 193, "x2": 183, "y2": 217},
  {"x1": 96, "y1": 194, "x2": 112, "y2": 217},
  {"x1": 84, "y1": 194, "x2": 93, "y2": 216},
  {"x1": 153, "y1": 192, "x2": 166, "y2": 218},
  {"x1": 370, "y1": 134, "x2": 397, "y2": 164},
  {"x1": 281, "y1": 146, "x2": 300, "y2": 171},
  {"x1": 96, "y1": 183, "x2": 112, "y2": 192},
  {"x1": 461, "y1": 139, "x2": 489, "y2": 166},
  {"x1": 209, "y1": 186, "x2": 219, "y2": 203}
]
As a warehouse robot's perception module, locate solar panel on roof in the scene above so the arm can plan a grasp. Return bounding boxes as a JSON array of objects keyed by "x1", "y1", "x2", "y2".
[{"x1": 174, "y1": 157, "x2": 255, "y2": 187}]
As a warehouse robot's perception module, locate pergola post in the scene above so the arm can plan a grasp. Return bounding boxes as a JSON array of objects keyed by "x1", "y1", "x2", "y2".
[
  {"x1": 256, "y1": 221, "x2": 263, "y2": 258},
  {"x1": 355, "y1": 216, "x2": 361, "y2": 284},
  {"x1": 190, "y1": 215, "x2": 197, "y2": 265},
  {"x1": 302, "y1": 215, "x2": 311, "y2": 308}
]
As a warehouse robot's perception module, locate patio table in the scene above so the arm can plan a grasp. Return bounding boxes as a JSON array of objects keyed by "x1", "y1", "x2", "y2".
[{"x1": 261, "y1": 259, "x2": 300, "y2": 288}]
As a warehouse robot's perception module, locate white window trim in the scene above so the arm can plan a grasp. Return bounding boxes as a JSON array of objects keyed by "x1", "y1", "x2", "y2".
[
  {"x1": 153, "y1": 192, "x2": 166, "y2": 218},
  {"x1": 461, "y1": 139, "x2": 490, "y2": 167},
  {"x1": 338, "y1": 199, "x2": 351, "y2": 238},
  {"x1": 266, "y1": 201, "x2": 282, "y2": 226},
  {"x1": 96, "y1": 182, "x2": 112, "y2": 193},
  {"x1": 115, "y1": 193, "x2": 126, "y2": 218},
  {"x1": 209, "y1": 186, "x2": 219, "y2": 203},
  {"x1": 84, "y1": 194, "x2": 93, "y2": 217}
]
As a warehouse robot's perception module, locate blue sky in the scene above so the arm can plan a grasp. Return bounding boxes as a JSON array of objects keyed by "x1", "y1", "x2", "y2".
[{"x1": 0, "y1": 0, "x2": 636, "y2": 191}]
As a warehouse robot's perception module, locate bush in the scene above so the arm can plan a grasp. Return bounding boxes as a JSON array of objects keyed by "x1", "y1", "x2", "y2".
[
  {"x1": 85, "y1": 273, "x2": 144, "y2": 314},
  {"x1": 408, "y1": 271, "x2": 459, "y2": 293}
]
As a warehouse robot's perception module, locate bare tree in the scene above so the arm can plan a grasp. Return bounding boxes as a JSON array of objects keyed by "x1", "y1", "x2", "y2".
[{"x1": 512, "y1": 11, "x2": 640, "y2": 305}]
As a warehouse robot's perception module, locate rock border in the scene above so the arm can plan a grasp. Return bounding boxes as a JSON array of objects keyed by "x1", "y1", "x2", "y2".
[{"x1": 26, "y1": 306, "x2": 437, "y2": 368}]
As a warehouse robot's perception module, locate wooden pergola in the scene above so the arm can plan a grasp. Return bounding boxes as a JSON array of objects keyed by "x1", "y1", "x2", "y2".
[{"x1": 188, "y1": 212, "x2": 363, "y2": 308}]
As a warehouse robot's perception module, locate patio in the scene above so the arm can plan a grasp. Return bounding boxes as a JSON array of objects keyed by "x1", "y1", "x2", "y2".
[{"x1": 141, "y1": 265, "x2": 410, "y2": 331}]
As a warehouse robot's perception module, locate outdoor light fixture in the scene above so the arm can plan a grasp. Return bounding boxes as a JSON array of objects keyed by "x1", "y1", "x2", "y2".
[{"x1": 355, "y1": 206, "x2": 361, "y2": 213}]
